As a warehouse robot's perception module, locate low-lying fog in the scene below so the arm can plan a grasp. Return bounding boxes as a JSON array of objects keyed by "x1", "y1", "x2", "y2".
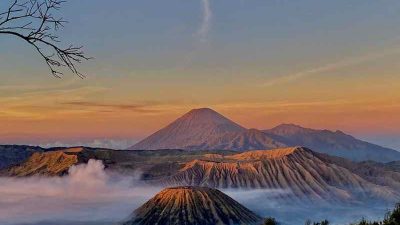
[
  {"x1": 0, "y1": 160, "x2": 394, "y2": 225},
  {"x1": 225, "y1": 190, "x2": 392, "y2": 225},
  {"x1": 0, "y1": 160, "x2": 162, "y2": 225}
]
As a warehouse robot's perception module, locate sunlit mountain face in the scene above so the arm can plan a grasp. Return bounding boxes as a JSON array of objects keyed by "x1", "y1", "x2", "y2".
[{"x1": 1, "y1": 0, "x2": 400, "y2": 225}]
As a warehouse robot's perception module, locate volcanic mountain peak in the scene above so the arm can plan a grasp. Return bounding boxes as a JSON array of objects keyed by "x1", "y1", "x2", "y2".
[
  {"x1": 171, "y1": 107, "x2": 246, "y2": 132},
  {"x1": 129, "y1": 108, "x2": 400, "y2": 162},
  {"x1": 160, "y1": 148, "x2": 400, "y2": 203},
  {"x1": 129, "y1": 108, "x2": 247, "y2": 150},
  {"x1": 121, "y1": 186, "x2": 262, "y2": 225},
  {"x1": 181, "y1": 108, "x2": 243, "y2": 125}
]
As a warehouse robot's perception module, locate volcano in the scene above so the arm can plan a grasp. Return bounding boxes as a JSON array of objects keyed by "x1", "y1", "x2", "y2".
[
  {"x1": 129, "y1": 108, "x2": 400, "y2": 162},
  {"x1": 129, "y1": 108, "x2": 286, "y2": 151},
  {"x1": 159, "y1": 147, "x2": 400, "y2": 203},
  {"x1": 121, "y1": 186, "x2": 262, "y2": 225}
]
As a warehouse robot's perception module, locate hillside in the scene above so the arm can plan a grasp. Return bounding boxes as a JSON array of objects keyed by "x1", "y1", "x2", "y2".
[
  {"x1": 159, "y1": 147, "x2": 400, "y2": 203},
  {"x1": 3, "y1": 148, "x2": 82, "y2": 176},
  {"x1": 121, "y1": 186, "x2": 262, "y2": 225}
]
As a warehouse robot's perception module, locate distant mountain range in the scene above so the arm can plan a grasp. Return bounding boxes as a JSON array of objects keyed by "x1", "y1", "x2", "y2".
[
  {"x1": 263, "y1": 123, "x2": 400, "y2": 162},
  {"x1": 129, "y1": 108, "x2": 400, "y2": 162}
]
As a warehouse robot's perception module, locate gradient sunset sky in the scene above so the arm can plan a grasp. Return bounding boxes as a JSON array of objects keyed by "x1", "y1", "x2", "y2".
[{"x1": 1, "y1": 0, "x2": 400, "y2": 149}]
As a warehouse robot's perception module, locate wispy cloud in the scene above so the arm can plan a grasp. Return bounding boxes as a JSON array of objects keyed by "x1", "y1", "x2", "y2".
[
  {"x1": 61, "y1": 101, "x2": 162, "y2": 114},
  {"x1": 262, "y1": 46, "x2": 400, "y2": 86},
  {"x1": 196, "y1": 0, "x2": 212, "y2": 42},
  {"x1": 37, "y1": 139, "x2": 138, "y2": 150}
]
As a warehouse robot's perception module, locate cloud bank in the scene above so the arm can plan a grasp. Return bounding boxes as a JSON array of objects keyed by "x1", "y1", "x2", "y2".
[
  {"x1": 225, "y1": 189, "x2": 392, "y2": 225},
  {"x1": 0, "y1": 160, "x2": 161, "y2": 225},
  {"x1": 0, "y1": 160, "x2": 394, "y2": 225}
]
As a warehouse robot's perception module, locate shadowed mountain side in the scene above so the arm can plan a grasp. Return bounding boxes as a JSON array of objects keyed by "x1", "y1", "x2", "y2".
[
  {"x1": 318, "y1": 154, "x2": 400, "y2": 191},
  {"x1": 264, "y1": 124, "x2": 400, "y2": 162},
  {"x1": 158, "y1": 147, "x2": 400, "y2": 203},
  {"x1": 0, "y1": 145, "x2": 45, "y2": 169},
  {"x1": 120, "y1": 186, "x2": 262, "y2": 225}
]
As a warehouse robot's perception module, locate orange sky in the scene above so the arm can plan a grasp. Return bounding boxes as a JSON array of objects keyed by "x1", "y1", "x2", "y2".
[
  {"x1": 1, "y1": 1, "x2": 400, "y2": 148},
  {"x1": 1, "y1": 70, "x2": 399, "y2": 146}
]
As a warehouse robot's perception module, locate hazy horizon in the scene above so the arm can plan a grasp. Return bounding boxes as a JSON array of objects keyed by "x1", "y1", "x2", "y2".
[{"x1": 2, "y1": 126, "x2": 400, "y2": 151}]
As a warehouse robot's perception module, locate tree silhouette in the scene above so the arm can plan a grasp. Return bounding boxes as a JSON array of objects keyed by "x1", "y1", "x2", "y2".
[
  {"x1": 0, "y1": 0, "x2": 89, "y2": 77},
  {"x1": 263, "y1": 217, "x2": 279, "y2": 225}
]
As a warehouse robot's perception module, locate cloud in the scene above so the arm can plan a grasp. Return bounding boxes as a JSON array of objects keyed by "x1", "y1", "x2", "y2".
[
  {"x1": 38, "y1": 139, "x2": 138, "y2": 150},
  {"x1": 262, "y1": 46, "x2": 400, "y2": 87},
  {"x1": 61, "y1": 101, "x2": 161, "y2": 113},
  {"x1": 224, "y1": 189, "x2": 391, "y2": 225},
  {"x1": 197, "y1": 0, "x2": 212, "y2": 42},
  {"x1": 0, "y1": 160, "x2": 161, "y2": 225},
  {"x1": 0, "y1": 83, "x2": 109, "y2": 120}
]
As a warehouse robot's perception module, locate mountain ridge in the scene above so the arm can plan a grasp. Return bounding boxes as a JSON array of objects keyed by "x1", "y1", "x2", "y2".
[
  {"x1": 129, "y1": 108, "x2": 400, "y2": 162},
  {"x1": 263, "y1": 124, "x2": 400, "y2": 162},
  {"x1": 158, "y1": 147, "x2": 400, "y2": 203}
]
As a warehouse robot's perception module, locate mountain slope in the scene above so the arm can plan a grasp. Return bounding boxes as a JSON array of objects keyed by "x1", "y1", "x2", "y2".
[
  {"x1": 190, "y1": 128, "x2": 287, "y2": 151},
  {"x1": 129, "y1": 108, "x2": 286, "y2": 151},
  {"x1": 3, "y1": 147, "x2": 82, "y2": 176},
  {"x1": 121, "y1": 186, "x2": 262, "y2": 225},
  {"x1": 159, "y1": 147, "x2": 400, "y2": 203},
  {"x1": 263, "y1": 124, "x2": 400, "y2": 162}
]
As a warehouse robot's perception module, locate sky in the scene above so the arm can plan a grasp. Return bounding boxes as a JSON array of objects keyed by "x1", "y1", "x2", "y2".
[{"x1": 1, "y1": 0, "x2": 400, "y2": 149}]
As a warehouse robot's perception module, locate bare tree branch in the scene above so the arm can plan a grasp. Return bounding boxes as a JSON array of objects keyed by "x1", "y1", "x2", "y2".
[{"x1": 0, "y1": 0, "x2": 90, "y2": 78}]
